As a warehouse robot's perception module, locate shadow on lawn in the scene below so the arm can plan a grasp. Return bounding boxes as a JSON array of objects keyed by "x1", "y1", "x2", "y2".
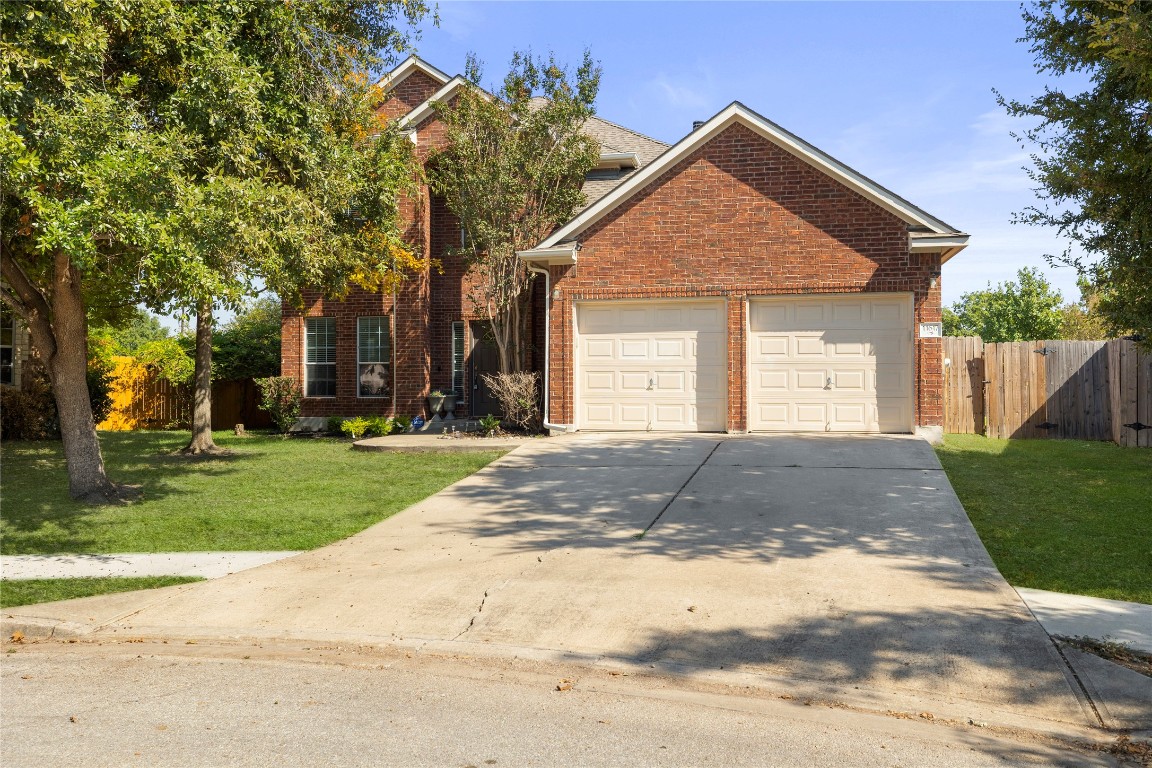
[{"x1": 0, "y1": 432, "x2": 257, "y2": 552}]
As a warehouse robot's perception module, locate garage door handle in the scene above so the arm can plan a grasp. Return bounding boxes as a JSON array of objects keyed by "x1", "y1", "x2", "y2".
[
  {"x1": 826, "y1": 377, "x2": 833, "y2": 389},
  {"x1": 648, "y1": 377, "x2": 654, "y2": 390}
]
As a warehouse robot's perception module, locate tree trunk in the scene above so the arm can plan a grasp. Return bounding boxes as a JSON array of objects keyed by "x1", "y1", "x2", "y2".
[
  {"x1": 183, "y1": 299, "x2": 220, "y2": 454},
  {"x1": 7, "y1": 252, "x2": 124, "y2": 501}
]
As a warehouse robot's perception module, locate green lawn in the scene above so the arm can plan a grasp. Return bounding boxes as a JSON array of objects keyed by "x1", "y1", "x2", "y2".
[
  {"x1": 1, "y1": 431, "x2": 506, "y2": 554},
  {"x1": 0, "y1": 576, "x2": 204, "y2": 608},
  {"x1": 936, "y1": 434, "x2": 1152, "y2": 605}
]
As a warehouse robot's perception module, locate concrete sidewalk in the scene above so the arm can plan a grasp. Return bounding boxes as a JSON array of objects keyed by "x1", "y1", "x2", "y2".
[{"x1": 1, "y1": 552, "x2": 302, "y2": 580}]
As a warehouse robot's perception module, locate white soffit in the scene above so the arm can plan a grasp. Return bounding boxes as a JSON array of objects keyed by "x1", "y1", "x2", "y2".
[
  {"x1": 378, "y1": 55, "x2": 451, "y2": 92},
  {"x1": 537, "y1": 101, "x2": 962, "y2": 249},
  {"x1": 516, "y1": 244, "x2": 578, "y2": 266}
]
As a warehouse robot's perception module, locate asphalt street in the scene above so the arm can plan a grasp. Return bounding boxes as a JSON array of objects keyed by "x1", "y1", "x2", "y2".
[{"x1": 0, "y1": 641, "x2": 1124, "y2": 768}]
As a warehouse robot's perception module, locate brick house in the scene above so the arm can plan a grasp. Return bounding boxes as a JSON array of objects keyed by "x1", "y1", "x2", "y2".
[{"x1": 281, "y1": 56, "x2": 968, "y2": 440}]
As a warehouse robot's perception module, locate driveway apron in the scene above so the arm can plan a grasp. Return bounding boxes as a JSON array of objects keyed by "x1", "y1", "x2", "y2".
[{"x1": 7, "y1": 434, "x2": 1087, "y2": 726}]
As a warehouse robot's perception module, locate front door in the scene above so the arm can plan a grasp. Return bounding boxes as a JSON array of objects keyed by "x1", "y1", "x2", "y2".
[{"x1": 469, "y1": 321, "x2": 502, "y2": 418}]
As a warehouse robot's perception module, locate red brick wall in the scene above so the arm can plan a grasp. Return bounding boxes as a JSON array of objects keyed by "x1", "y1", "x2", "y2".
[
  {"x1": 546, "y1": 122, "x2": 942, "y2": 431},
  {"x1": 378, "y1": 70, "x2": 443, "y2": 121}
]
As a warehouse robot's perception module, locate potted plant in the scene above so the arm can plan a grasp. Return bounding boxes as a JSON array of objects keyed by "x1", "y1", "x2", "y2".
[
  {"x1": 427, "y1": 390, "x2": 447, "y2": 418},
  {"x1": 443, "y1": 391, "x2": 458, "y2": 420}
]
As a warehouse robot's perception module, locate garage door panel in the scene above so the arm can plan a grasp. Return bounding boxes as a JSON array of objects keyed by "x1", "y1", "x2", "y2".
[
  {"x1": 757, "y1": 369, "x2": 789, "y2": 390},
  {"x1": 795, "y1": 336, "x2": 824, "y2": 357},
  {"x1": 795, "y1": 369, "x2": 829, "y2": 391},
  {"x1": 748, "y1": 295, "x2": 912, "y2": 433},
  {"x1": 654, "y1": 338, "x2": 686, "y2": 359},
  {"x1": 577, "y1": 301, "x2": 727, "y2": 432},
  {"x1": 619, "y1": 371, "x2": 649, "y2": 392},
  {"x1": 654, "y1": 370, "x2": 686, "y2": 392}
]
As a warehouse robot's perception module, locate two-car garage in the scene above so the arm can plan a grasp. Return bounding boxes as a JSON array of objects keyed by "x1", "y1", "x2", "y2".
[{"x1": 575, "y1": 294, "x2": 914, "y2": 433}]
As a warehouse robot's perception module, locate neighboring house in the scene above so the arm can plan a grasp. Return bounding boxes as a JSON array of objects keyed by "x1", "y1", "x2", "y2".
[{"x1": 281, "y1": 56, "x2": 968, "y2": 439}]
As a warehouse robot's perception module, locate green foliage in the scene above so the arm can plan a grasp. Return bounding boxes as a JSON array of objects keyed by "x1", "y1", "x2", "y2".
[
  {"x1": 478, "y1": 413, "x2": 502, "y2": 436},
  {"x1": 392, "y1": 415, "x2": 413, "y2": 433},
  {"x1": 943, "y1": 267, "x2": 1065, "y2": 342},
  {"x1": 0, "y1": 375, "x2": 58, "y2": 441},
  {"x1": 937, "y1": 434, "x2": 1152, "y2": 604},
  {"x1": 1059, "y1": 278, "x2": 1116, "y2": 340},
  {"x1": 0, "y1": 0, "x2": 428, "y2": 491},
  {"x1": 340, "y1": 417, "x2": 371, "y2": 440},
  {"x1": 0, "y1": 576, "x2": 204, "y2": 608},
  {"x1": 1001, "y1": 0, "x2": 1152, "y2": 342},
  {"x1": 213, "y1": 297, "x2": 281, "y2": 381},
  {"x1": 90, "y1": 309, "x2": 171, "y2": 356},
  {"x1": 136, "y1": 337, "x2": 194, "y2": 385},
  {"x1": 0, "y1": 431, "x2": 507, "y2": 554},
  {"x1": 255, "y1": 376, "x2": 302, "y2": 435},
  {"x1": 365, "y1": 415, "x2": 394, "y2": 437},
  {"x1": 327, "y1": 416, "x2": 346, "y2": 435},
  {"x1": 430, "y1": 50, "x2": 602, "y2": 372}
]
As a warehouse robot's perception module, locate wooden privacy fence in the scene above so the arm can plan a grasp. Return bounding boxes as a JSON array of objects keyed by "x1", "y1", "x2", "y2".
[
  {"x1": 100, "y1": 371, "x2": 271, "y2": 431},
  {"x1": 943, "y1": 337, "x2": 1151, "y2": 446}
]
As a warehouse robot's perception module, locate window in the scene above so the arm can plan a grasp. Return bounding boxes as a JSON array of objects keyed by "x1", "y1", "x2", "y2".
[
  {"x1": 451, "y1": 321, "x2": 465, "y2": 398},
  {"x1": 305, "y1": 317, "x2": 336, "y2": 397},
  {"x1": 0, "y1": 306, "x2": 14, "y2": 386},
  {"x1": 357, "y1": 316, "x2": 391, "y2": 398}
]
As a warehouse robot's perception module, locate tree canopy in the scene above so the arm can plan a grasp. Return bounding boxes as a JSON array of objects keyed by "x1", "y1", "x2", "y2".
[
  {"x1": 943, "y1": 267, "x2": 1065, "y2": 342},
  {"x1": 1001, "y1": 0, "x2": 1152, "y2": 342},
  {"x1": 1, "y1": 0, "x2": 427, "y2": 497},
  {"x1": 430, "y1": 51, "x2": 602, "y2": 373}
]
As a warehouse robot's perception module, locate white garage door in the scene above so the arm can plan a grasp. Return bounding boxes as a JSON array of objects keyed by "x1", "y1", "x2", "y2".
[
  {"x1": 577, "y1": 300, "x2": 727, "y2": 431},
  {"x1": 748, "y1": 294, "x2": 913, "y2": 432}
]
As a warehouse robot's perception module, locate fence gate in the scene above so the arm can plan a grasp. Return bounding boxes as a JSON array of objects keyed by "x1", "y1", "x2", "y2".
[{"x1": 1110, "y1": 339, "x2": 1152, "y2": 447}]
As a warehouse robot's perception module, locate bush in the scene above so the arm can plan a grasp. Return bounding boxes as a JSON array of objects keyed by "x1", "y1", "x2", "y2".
[
  {"x1": 392, "y1": 415, "x2": 412, "y2": 433},
  {"x1": 478, "y1": 413, "x2": 501, "y2": 436},
  {"x1": 255, "y1": 376, "x2": 302, "y2": 435},
  {"x1": 0, "y1": 376, "x2": 58, "y2": 441},
  {"x1": 480, "y1": 372, "x2": 541, "y2": 432},
  {"x1": 327, "y1": 415, "x2": 345, "y2": 435},
  {"x1": 340, "y1": 416, "x2": 370, "y2": 440},
  {"x1": 365, "y1": 415, "x2": 393, "y2": 436}
]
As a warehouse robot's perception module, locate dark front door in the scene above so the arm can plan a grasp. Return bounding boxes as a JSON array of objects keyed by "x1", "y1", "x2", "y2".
[{"x1": 469, "y1": 321, "x2": 502, "y2": 417}]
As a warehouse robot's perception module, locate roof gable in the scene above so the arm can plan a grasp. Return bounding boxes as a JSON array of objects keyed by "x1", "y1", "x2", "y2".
[
  {"x1": 379, "y1": 55, "x2": 451, "y2": 92},
  {"x1": 536, "y1": 102, "x2": 966, "y2": 255}
]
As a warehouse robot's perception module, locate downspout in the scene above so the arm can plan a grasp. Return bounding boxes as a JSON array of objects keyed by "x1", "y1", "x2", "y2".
[{"x1": 526, "y1": 263, "x2": 572, "y2": 433}]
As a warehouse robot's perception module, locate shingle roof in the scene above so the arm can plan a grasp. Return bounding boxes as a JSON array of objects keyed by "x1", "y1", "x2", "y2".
[{"x1": 579, "y1": 116, "x2": 668, "y2": 207}]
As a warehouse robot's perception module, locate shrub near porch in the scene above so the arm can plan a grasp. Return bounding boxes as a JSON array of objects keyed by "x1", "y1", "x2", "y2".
[{"x1": 1, "y1": 432, "x2": 506, "y2": 555}]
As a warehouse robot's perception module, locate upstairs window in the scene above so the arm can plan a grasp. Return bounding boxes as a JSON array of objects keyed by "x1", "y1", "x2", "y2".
[
  {"x1": 305, "y1": 318, "x2": 336, "y2": 397},
  {"x1": 357, "y1": 316, "x2": 391, "y2": 398}
]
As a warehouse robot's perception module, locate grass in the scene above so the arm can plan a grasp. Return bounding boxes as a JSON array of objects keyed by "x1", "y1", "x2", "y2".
[
  {"x1": 0, "y1": 576, "x2": 204, "y2": 609},
  {"x1": 935, "y1": 434, "x2": 1152, "y2": 605},
  {"x1": 1, "y1": 431, "x2": 506, "y2": 554}
]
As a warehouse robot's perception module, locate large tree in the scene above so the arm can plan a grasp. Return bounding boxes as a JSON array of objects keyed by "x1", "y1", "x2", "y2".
[
  {"x1": 943, "y1": 267, "x2": 1065, "y2": 342},
  {"x1": 1, "y1": 0, "x2": 426, "y2": 498},
  {"x1": 430, "y1": 51, "x2": 601, "y2": 373},
  {"x1": 1002, "y1": 0, "x2": 1152, "y2": 342}
]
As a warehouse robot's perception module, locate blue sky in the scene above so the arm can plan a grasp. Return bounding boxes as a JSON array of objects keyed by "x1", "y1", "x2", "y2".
[{"x1": 406, "y1": 1, "x2": 1088, "y2": 307}]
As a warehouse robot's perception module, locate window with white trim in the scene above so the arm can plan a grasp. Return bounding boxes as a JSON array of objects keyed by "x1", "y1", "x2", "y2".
[
  {"x1": 451, "y1": 321, "x2": 465, "y2": 398},
  {"x1": 305, "y1": 317, "x2": 336, "y2": 397},
  {"x1": 357, "y1": 316, "x2": 391, "y2": 398}
]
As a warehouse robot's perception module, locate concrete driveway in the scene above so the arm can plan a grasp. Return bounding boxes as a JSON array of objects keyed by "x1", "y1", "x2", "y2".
[{"x1": 6, "y1": 434, "x2": 1090, "y2": 729}]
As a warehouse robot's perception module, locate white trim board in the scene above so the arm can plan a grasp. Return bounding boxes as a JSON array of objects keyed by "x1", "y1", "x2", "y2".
[{"x1": 378, "y1": 55, "x2": 451, "y2": 92}]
